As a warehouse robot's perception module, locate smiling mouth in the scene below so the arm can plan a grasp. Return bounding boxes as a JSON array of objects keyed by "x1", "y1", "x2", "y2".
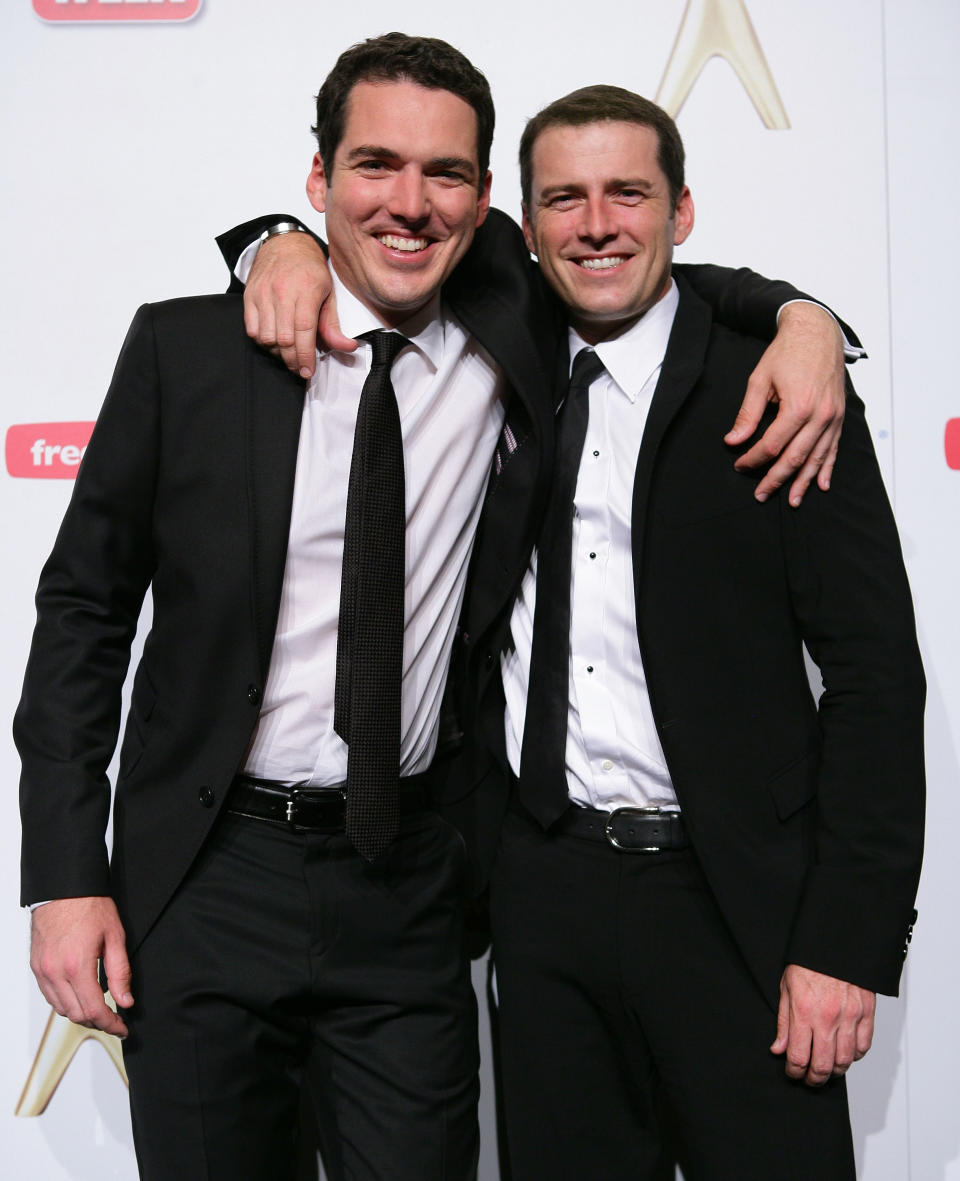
[
  {"x1": 575, "y1": 256, "x2": 628, "y2": 271},
  {"x1": 376, "y1": 233, "x2": 431, "y2": 253}
]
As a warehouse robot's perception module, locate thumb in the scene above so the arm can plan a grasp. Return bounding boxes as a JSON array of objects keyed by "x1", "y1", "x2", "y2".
[
  {"x1": 725, "y1": 372, "x2": 771, "y2": 445},
  {"x1": 318, "y1": 296, "x2": 357, "y2": 355},
  {"x1": 103, "y1": 930, "x2": 134, "y2": 1009},
  {"x1": 770, "y1": 987, "x2": 790, "y2": 1054}
]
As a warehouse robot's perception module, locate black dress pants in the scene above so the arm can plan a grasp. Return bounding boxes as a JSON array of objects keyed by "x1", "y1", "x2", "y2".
[
  {"x1": 489, "y1": 807, "x2": 856, "y2": 1181},
  {"x1": 123, "y1": 808, "x2": 479, "y2": 1181}
]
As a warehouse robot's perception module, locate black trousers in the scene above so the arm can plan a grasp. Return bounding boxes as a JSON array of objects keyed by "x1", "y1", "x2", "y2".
[
  {"x1": 489, "y1": 807, "x2": 855, "y2": 1181},
  {"x1": 123, "y1": 808, "x2": 479, "y2": 1181}
]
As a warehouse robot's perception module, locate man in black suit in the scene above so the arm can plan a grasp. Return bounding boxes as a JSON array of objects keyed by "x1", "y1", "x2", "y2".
[
  {"x1": 18, "y1": 34, "x2": 557, "y2": 1181},
  {"x1": 478, "y1": 86, "x2": 924, "y2": 1181},
  {"x1": 17, "y1": 34, "x2": 860, "y2": 1181}
]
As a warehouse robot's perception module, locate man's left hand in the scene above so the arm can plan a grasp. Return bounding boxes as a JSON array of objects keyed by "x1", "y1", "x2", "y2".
[
  {"x1": 725, "y1": 303, "x2": 846, "y2": 507},
  {"x1": 770, "y1": 963, "x2": 876, "y2": 1086}
]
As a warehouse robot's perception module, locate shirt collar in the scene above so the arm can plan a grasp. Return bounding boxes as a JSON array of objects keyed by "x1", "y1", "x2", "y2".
[
  {"x1": 329, "y1": 265, "x2": 445, "y2": 371},
  {"x1": 567, "y1": 278, "x2": 679, "y2": 403}
]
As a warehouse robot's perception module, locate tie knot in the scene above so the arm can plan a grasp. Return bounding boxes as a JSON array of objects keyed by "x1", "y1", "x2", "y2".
[
  {"x1": 569, "y1": 347, "x2": 606, "y2": 394},
  {"x1": 362, "y1": 329, "x2": 410, "y2": 370}
]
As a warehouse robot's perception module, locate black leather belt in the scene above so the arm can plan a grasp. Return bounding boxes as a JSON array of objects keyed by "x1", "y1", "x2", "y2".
[
  {"x1": 227, "y1": 773, "x2": 430, "y2": 833},
  {"x1": 555, "y1": 804, "x2": 688, "y2": 853}
]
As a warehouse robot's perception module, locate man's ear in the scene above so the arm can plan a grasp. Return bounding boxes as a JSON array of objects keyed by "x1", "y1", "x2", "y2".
[
  {"x1": 306, "y1": 153, "x2": 328, "y2": 214},
  {"x1": 673, "y1": 185, "x2": 694, "y2": 246},
  {"x1": 521, "y1": 204, "x2": 537, "y2": 256},
  {"x1": 475, "y1": 170, "x2": 493, "y2": 228}
]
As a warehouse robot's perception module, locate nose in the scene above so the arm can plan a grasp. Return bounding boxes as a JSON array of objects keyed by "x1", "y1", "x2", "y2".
[
  {"x1": 578, "y1": 196, "x2": 616, "y2": 246},
  {"x1": 387, "y1": 166, "x2": 430, "y2": 225}
]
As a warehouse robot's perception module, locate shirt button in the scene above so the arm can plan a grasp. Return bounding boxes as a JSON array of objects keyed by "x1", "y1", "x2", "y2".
[
  {"x1": 586, "y1": 665, "x2": 594, "y2": 673},
  {"x1": 247, "y1": 684, "x2": 262, "y2": 706},
  {"x1": 601, "y1": 759, "x2": 614, "y2": 772},
  {"x1": 592, "y1": 450, "x2": 600, "y2": 457},
  {"x1": 198, "y1": 786, "x2": 216, "y2": 808},
  {"x1": 589, "y1": 552, "x2": 596, "y2": 560}
]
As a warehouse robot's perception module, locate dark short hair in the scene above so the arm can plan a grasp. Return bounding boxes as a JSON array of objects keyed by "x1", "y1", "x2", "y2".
[
  {"x1": 313, "y1": 32, "x2": 495, "y2": 187},
  {"x1": 519, "y1": 85, "x2": 685, "y2": 211}
]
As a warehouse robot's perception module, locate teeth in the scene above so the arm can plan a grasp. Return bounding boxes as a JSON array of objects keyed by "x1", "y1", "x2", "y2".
[
  {"x1": 378, "y1": 234, "x2": 429, "y2": 252},
  {"x1": 577, "y1": 256, "x2": 627, "y2": 270}
]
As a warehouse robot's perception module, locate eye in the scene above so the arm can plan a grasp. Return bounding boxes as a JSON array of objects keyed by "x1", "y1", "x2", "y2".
[
  {"x1": 432, "y1": 170, "x2": 468, "y2": 185},
  {"x1": 616, "y1": 188, "x2": 645, "y2": 204},
  {"x1": 355, "y1": 159, "x2": 390, "y2": 176},
  {"x1": 546, "y1": 193, "x2": 579, "y2": 210}
]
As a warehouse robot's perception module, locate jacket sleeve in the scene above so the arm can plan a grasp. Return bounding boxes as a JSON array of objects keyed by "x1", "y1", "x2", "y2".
[
  {"x1": 675, "y1": 262, "x2": 863, "y2": 355},
  {"x1": 15, "y1": 306, "x2": 161, "y2": 905},
  {"x1": 781, "y1": 377, "x2": 924, "y2": 993},
  {"x1": 215, "y1": 215, "x2": 326, "y2": 292}
]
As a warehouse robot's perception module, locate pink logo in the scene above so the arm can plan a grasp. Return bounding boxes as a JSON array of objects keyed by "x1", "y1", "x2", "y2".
[
  {"x1": 947, "y1": 420, "x2": 960, "y2": 471},
  {"x1": 34, "y1": 0, "x2": 201, "y2": 22},
  {"x1": 6, "y1": 423, "x2": 95, "y2": 479}
]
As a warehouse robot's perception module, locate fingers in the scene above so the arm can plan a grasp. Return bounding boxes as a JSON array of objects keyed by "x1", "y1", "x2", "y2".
[
  {"x1": 32, "y1": 942, "x2": 129, "y2": 1038},
  {"x1": 29, "y1": 897, "x2": 131, "y2": 1038},
  {"x1": 728, "y1": 305, "x2": 847, "y2": 503},
  {"x1": 724, "y1": 372, "x2": 771, "y2": 446},
  {"x1": 736, "y1": 408, "x2": 842, "y2": 505},
  {"x1": 242, "y1": 231, "x2": 334, "y2": 377},
  {"x1": 772, "y1": 966, "x2": 876, "y2": 1087}
]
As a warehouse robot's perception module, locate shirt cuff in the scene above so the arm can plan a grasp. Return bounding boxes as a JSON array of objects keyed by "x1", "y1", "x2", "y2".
[{"x1": 235, "y1": 239, "x2": 260, "y2": 284}]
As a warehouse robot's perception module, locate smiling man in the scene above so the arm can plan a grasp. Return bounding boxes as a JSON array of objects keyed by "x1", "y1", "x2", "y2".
[
  {"x1": 482, "y1": 85, "x2": 925, "y2": 1181},
  {"x1": 18, "y1": 34, "x2": 515, "y2": 1181}
]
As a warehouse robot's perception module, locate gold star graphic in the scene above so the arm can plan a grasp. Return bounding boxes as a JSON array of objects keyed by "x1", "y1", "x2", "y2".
[
  {"x1": 16, "y1": 994, "x2": 128, "y2": 1117},
  {"x1": 657, "y1": 0, "x2": 790, "y2": 128}
]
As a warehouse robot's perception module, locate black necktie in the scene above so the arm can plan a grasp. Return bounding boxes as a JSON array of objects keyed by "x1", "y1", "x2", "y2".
[
  {"x1": 518, "y1": 347, "x2": 606, "y2": 828},
  {"x1": 334, "y1": 329, "x2": 409, "y2": 860}
]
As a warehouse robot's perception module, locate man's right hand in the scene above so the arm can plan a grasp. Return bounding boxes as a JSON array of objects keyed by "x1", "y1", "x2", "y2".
[
  {"x1": 30, "y1": 896, "x2": 133, "y2": 1038},
  {"x1": 244, "y1": 231, "x2": 356, "y2": 377}
]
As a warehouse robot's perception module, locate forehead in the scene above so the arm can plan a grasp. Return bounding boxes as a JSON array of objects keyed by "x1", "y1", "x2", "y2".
[
  {"x1": 337, "y1": 79, "x2": 480, "y2": 164},
  {"x1": 530, "y1": 120, "x2": 664, "y2": 191}
]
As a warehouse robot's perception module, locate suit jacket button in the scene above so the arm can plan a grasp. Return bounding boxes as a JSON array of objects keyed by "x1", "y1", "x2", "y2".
[
  {"x1": 484, "y1": 651, "x2": 494, "y2": 668},
  {"x1": 247, "y1": 684, "x2": 262, "y2": 706},
  {"x1": 198, "y1": 786, "x2": 216, "y2": 808}
]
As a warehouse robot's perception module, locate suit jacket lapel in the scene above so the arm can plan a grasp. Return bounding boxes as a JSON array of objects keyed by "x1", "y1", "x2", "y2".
[
  {"x1": 446, "y1": 282, "x2": 557, "y2": 646},
  {"x1": 244, "y1": 340, "x2": 307, "y2": 678},
  {"x1": 631, "y1": 276, "x2": 712, "y2": 592}
]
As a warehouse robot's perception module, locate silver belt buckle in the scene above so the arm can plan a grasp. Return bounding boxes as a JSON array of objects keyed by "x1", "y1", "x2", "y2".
[
  {"x1": 604, "y1": 805, "x2": 663, "y2": 853},
  {"x1": 284, "y1": 785, "x2": 347, "y2": 830}
]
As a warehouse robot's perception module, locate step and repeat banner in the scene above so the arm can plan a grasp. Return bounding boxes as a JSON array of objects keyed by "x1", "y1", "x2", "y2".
[{"x1": 2, "y1": 1, "x2": 958, "y2": 1177}]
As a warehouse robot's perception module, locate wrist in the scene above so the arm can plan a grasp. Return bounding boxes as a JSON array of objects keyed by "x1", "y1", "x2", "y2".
[{"x1": 258, "y1": 220, "x2": 309, "y2": 245}]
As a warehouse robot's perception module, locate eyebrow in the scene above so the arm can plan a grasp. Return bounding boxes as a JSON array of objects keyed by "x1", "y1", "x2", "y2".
[{"x1": 346, "y1": 145, "x2": 477, "y2": 179}]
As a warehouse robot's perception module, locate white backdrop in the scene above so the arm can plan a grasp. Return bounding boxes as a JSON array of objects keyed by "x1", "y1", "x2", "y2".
[{"x1": 2, "y1": 1, "x2": 958, "y2": 1177}]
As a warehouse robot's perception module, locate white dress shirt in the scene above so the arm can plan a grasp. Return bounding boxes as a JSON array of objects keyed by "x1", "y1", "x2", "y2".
[
  {"x1": 503, "y1": 281, "x2": 681, "y2": 812},
  {"x1": 244, "y1": 268, "x2": 506, "y2": 786}
]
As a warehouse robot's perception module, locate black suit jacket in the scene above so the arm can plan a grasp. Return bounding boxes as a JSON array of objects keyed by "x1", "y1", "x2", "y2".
[
  {"x1": 16, "y1": 208, "x2": 853, "y2": 960},
  {"x1": 474, "y1": 274, "x2": 924, "y2": 1005},
  {"x1": 16, "y1": 210, "x2": 555, "y2": 955}
]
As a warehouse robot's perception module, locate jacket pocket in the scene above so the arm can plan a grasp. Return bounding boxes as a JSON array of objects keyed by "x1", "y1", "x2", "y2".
[{"x1": 767, "y1": 748, "x2": 818, "y2": 821}]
